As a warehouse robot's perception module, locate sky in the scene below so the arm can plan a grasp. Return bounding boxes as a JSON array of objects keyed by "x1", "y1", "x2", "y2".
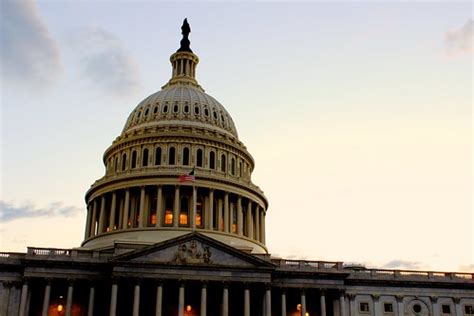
[{"x1": 0, "y1": 1, "x2": 472, "y2": 273}]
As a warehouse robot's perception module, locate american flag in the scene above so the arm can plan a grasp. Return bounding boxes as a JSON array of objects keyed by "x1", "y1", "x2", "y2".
[{"x1": 179, "y1": 168, "x2": 195, "y2": 182}]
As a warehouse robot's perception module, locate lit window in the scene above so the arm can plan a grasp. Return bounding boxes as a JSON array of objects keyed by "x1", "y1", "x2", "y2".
[
  {"x1": 384, "y1": 303, "x2": 393, "y2": 313},
  {"x1": 180, "y1": 197, "x2": 189, "y2": 226},
  {"x1": 196, "y1": 199, "x2": 204, "y2": 228},
  {"x1": 360, "y1": 302, "x2": 370, "y2": 313},
  {"x1": 164, "y1": 197, "x2": 173, "y2": 226},
  {"x1": 442, "y1": 305, "x2": 451, "y2": 314}
]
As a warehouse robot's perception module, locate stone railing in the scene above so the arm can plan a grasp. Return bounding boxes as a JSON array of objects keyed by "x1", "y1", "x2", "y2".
[
  {"x1": 273, "y1": 259, "x2": 344, "y2": 270},
  {"x1": 25, "y1": 247, "x2": 111, "y2": 260},
  {"x1": 0, "y1": 252, "x2": 25, "y2": 260},
  {"x1": 347, "y1": 268, "x2": 474, "y2": 281}
]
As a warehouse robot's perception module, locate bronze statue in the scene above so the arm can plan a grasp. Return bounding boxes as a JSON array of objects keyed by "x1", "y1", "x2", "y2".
[{"x1": 178, "y1": 18, "x2": 192, "y2": 53}]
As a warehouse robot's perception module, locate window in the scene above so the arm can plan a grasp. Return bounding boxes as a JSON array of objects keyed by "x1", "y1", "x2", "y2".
[
  {"x1": 239, "y1": 161, "x2": 242, "y2": 177},
  {"x1": 153, "y1": 106, "x2": 158, "y2": 114},
  {"x1": 115, "y1": 157, "x2": 119, "y2": 172},
  {"x1": 231, "y1": 204, "x2": 237, "y2": 233},
  {"x1": 173, "y1": 103, "x2": 179, "y2": 113},
  {"x1": 182, "y1": 147, "x2": 190, "y2": 165},
  {"x1": 209, "y1": 151, "x2": 215, "y2": 169},
  {"x1": 196, "y1": 149, "x2": 203, "y2": 167},
  {"x1": 164, "y1": 197, "x2": 173, "y2": 226},
  {"x1": 179, "y1": 197, "x2": 189, "y2": 226},
  {"x1": 213, "y1": 111, "x2": 217, "y2": 119},
  {"x1": 169, "y1": 147, "x2": 176, "y2": 165},
  {"x1": 194, "y1": 105, "x2": 200, "y2": 115},
  {"x1": 163, "y1": 104, "x2": 168, "y2": 113},
  {"x1": 442, "y1": 305, "x2": 451, "y2": 314},
  {"x1": 359, "y1": 302, "x2": 370, "y2": 313},
  {"x1": 465, "y1": 305, "x2": 474, "y2": 315},
  {"x1": 413, "y1": 304, "x2": 422, "y2": 314},
  {"x1": 131, "y1": 150, "x2": 137, "y2": 168},
  {"x1": 196, "y1": 198, "x2": 204, "y2": 228},
  {"x1": 231, "y1": 158, "x2": 235, "y2": 175},
  {"x1": 122, "y1": 153, "x2": 127, "y2": 171},
  {"x1": 204, "y1": 108, "x2": 209, "y2": 117},
  {"x1": 142, "y1": 148, "x2": 149, "y2": 167},
  {"x1": 221, "y1": 154, "x2": 226, "y2": 172},
  {"x1": 384, "y1": 303, "x2": 393, "y2": 313},
  {"x1": 144, "y1": 108, "x2": 149, "y2": 116},
  {"x1": 155, "y1": 147, "x2": 162, "y2": 165}
]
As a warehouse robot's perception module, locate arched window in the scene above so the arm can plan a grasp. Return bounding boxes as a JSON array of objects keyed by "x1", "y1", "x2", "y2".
[
  {"x1": 196, "y1": 198, "x2": 204, "y2": 228},
  {"x1": 142, "y1": 148, "x2": 149, "y2": 167},
  {"x1": 179, "y1": 197, "x2": 189, "y2": 226},
  {"x1": 122, "y1": 153, "x2": 127, "y2": 171},
  {"x1": 131, "y1": 150, "x2": 137, "y2": 168},
  {"x1": 115, "y1": 157, "x2": 119, "y2": 172},
  {"x1": 155, "y1": 147, "x2": 162, "y2": 165},
  {"x1": 209, "y1": 151, "x2": 215, "y2": 169},
  {"x1": 221, "y1": 154, "x2": 226, "y2": 172},
  {"x1": 169, "y1": 147, "x2": 176, "y2": 165},
  {"x1": 182, "y1": 147, "x2": 190, "y2": 165},
  {"x1": 164, "y1": 197, "x2": 173, "y2": 226},
  {"x1": 196, "y1": 149, "x2": 203, "y2": 167},
  {"x1": 239, "y1": 161, "x2": 242, "y2": 177},
  {"x1": 231, "y1": 158, "x2": 235, "y2": 175}
]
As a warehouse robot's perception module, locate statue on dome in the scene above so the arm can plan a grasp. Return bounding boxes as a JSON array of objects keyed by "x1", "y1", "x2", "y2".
[{"x1": 178, "y1": 18, "x2": 193, "y2": 53}]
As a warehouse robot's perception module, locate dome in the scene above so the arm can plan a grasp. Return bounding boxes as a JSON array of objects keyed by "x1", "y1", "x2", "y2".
[{"x1": 122, "y1": 84, "x2": 238, "y2": 139}]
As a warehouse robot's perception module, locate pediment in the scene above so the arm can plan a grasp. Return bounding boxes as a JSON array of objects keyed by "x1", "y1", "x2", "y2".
[{"x1": 110, "y1": 232, "x2": 274, "y2": 269}]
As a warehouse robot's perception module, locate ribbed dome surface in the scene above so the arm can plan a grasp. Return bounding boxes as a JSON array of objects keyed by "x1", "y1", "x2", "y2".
[{"x1": 122, "y1": 85, "x2": 238, "y2": 138}]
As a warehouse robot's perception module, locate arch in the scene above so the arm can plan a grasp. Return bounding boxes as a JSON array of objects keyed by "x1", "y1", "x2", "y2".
[
  {"x1": 131, "y1": 150, "x2": 137, "y2": 168},
  {"x1": 142, "y1": 148, "x2": 149, "y2": 167},
  {"x1": 169, "y1": 147, "x2": 176, "y2": 165},
  {"x1": 196, "y1": 149, "x2": 203, "y2": 167},
  {"x1": 221, "y1": 154, "x2": 226, "y2": 172},
  {"x1": 209, "y1": 151, "x2": 215, "y2": 169},
  {"x1": 155, "y1": 147, "x2": 162, "y2": 165},
  {"x1": 121, "y1": 153, "x2": 127, "y2": 171},
  {"x1": 115, "y1": 156, "x2": 119, "y2": 172},
  {"x1": 182, "y1": 147, "x2": 190, "y2": 165}
]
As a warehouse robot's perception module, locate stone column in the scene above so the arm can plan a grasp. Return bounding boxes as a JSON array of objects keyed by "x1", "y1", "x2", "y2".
[
  {"x1": 98, "y1": 195, "x2": 106, "y2": 233},
  {"x1": 1, "y1": 282, "x2": 11, "y2": 316},
  {"x1": 65, "y1": 282, "x2": 74, "y2": 316},
  {"x1": 281, "y1": 289, "x2": 287, "y2": 316},
  {"x1": 222, "y1": 284, "x2": 229, "y2": 316},
  {"x1": 265, "y1": 286, "x2": 271, "y2": 316},
  {"x1": 320, "y1": 291, "x2": 327, "y2": 316},
  {"x1": 261, "y1": 210, "x2": 266, "y2": 244},
  {"x1": 244, "y1": 287, "x2": 250, "y2": 316},
  {"x1": 88, "y1": 285, "x2": 95, "y2": 316},
  {"x1": 348, "y1": 294, "x2": 356, "y2": 316},
  {"x1": 139, "y1": 186, "x2": 146, "y2": 228},
  {"x1": 454, "y1": 298, "x2": 462, "y2": 316},
  {"x1": 109, "y1": 192, "x2": 117, "y2": 231},
  {"x1": 372, "y1": 295, "x2": 381, "y2": 316},
  {"x1": 339, "y1": 292, "x2": 347, "y2": 316},
  {"x1": 155, "y1": 283, "x2": 163, "y2": 316},
  {"x1": 19, "y1": 281, "x2": 29, "y2": 316},
  {"x1": 91, "y1": 199, "x2": 98, "y2": 236},
  {"x1": 133, "y1": 282, "x2": 140, "y2": 316},
  {"x1": 122, "y1": 190, "x2": 130, "y2": 229},
  {"x1": 200, "y1": 283, "x2": 207, "y2": 316},
  {"x1": 396, "y1": 296, "x2": 404, "y2": 316},
  {"x1": 255, "y1": 205, "x2": 260, "y2": 242},
  {"x1": 430, "y1": 296, "x2": 439, "y2": 316},
  {"x1": 118, "y1": 195, "x2": 124, "y2": 230},
  {"x1": 156, "y1": 186, "x2": 163, "y2": 228},
  {"x1": 224, "y1": 193, "x2": 229, "y2": 233},
  {"x1": 42, "y1": 281, "x2": 51, "y2": 316},
  {"x1": 178, "y1": 283, "x2": 185, "y2": 316},
  {"x1": 237, "y1": 196, "x2": 243, "y2": 235},
  {"x1": 208, "y1": 190, "x2": 214, "y2": 230},
  {"x1": 191, "y1": 186, "x2": 197, "y2": 230},
  {"x1": 301, "y1": 290, "x2": 306, "y2": 316},
  {"x1": 174, "y1": 186, "x2": 180, "y2": 227},
  {"x1": 110, "y1": 283, "x2": 118, "y2": 316},
  {"x1": 85, "y1": 204, "x2": 92, "y2": 239},
  {"x1": 247, "y1": 201, "x2": 253, "y2": 238}
]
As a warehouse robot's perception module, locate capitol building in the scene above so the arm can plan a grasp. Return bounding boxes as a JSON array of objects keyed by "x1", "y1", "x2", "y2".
[{"x1": 1, "y1": 20, "x2": 473, "y2": 316}]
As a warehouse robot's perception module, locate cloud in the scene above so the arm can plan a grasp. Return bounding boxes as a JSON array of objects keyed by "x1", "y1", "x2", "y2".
[
  {"x1": 70, "y1": 27, "x2": 142, "y2": 95},
  {"x1": 0, "y1": 0, "x2": 61, "y2": 87},
  {"x1": 445, "y1": 19, "x2": 473, "y2": 56},
  {"x1": 0, "y1": 200, "x2": 82, "y2": 222},
  {"x1": 382, "y1": 259, "x2": 428, "y2": 270}
]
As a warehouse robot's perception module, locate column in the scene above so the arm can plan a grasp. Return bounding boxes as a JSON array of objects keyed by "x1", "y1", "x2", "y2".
[
  {"x1": 200, "y1": 283, "x2": 207, "y2": 316},
  {"x1": 19, "y1": 281, "x2": 29, "y2": 316},
  {"x1": 191, "y1": 186, "x2": 197, "y2": 230},
  {"x1": 1, "y1": 282, "x2": 11, "y2": 316},
  {"x1": 339, "y1": 292, "x2": 347, "y2": 316},
  {"x1": 174, "y1": 186, "x2": 180, "y2": 227},
  {"x1": 42, "y1": 281, "x2": 51, "y2": 316},
  {"x1": 372, "y1": 295, "x2": 380, "y2": 316},
  {"x1": 244, "y1": 287, "x2": 250, "y2": 316},
  {"x1": 222, "y1": 284, "x2": 229, "y2": 316},
  {"x1": 122, "y1": 189, "x2": 130, "y2": 229},
  {"x1": 98, "y1": 195, "x2": 106, "y2": 233},
  {"x1": 88, "y1": 285, "x2": 95, "y2": 316},
  {"x1": 281, "y1": 289, "x2": 287, "y2": 316},
  {"x1": 109, "y1": 192, "x2": 117, "y2": 231},
  {"x1": 91, "y1": 200, "x2": 98, "y2": 236},
  {"x1": 110, "y1": 283, "x2": 118, "y2": 316},
  {"x1": 155, "y1": 283, "x2": 163, "y2": 316},
  {"x1": 247, "y1": 201, "x2": 253, "y2": 238},
  {"x1": 255, "y1": 205, "x2": 260, "y2": 241},
  {"x1": 237, "y1": 197, "x2": 243, "y2": 235},
  {"x1": 118, "y1": 195, "x2": 124, "y2": 230},
  {"x1": 224, "y1": 193, "x2": 229, "y2": 233},
  {"x1": 208, "y1": 190, "x2": 214, "y2": 230},
  {"x1": 396, "y1": 296, "x2": 404, "y2": 316},
  {"x1": 65, "y1": 282, "x2": 73, "y2": 316},
  {"x1": 139, "y1": 186, "x2": 146, "y2": 227},
  {"x1": 348, "y1": 294, "x2": 356, "y2": 316},
  {"x1": 454, "y1": 298, "x2": 462, "y2": 316},
  {"x1": 156, "y1": 186, "x2": 163, "y2": 228},
  {"x1": 431, "y1": 297, "x2": 439, "y2": 316},
  {"x1": 320, "y1": 291, "x2": 327, "y2": 316},
  {"x1": 178, "y1": 283, "x2": 185, "y2": 316},
  {"x1": 85, "y1": 204, "x2": 92, "y2": 239},
  {"x1": 301, "y1": 290, "x2": 306, "y2": 316},
  {"x1": 261, "y1": 210, "x2": 266, "y2": 244},
  {"x1": 133, "y1": 282, "x2": 140, "y2": 316},
  {"x1": 265, "y1": 286, "x2": 271, "y2": 316}
]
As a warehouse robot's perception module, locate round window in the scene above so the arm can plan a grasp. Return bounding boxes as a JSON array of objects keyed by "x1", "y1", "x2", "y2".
[{"x1": 412, "y1": 304, "x2": 422, "y2": 313}]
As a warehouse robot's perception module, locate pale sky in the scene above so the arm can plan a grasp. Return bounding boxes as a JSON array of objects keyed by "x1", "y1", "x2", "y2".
[{"x1": 1, "y1": 1, "x2": 472, "y2": 272}]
